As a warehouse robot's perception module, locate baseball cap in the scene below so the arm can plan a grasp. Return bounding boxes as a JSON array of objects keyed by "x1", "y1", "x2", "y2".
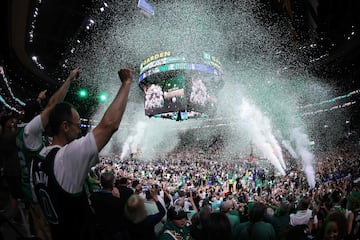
[{"x1": 167, "y1": 206, "x2": 187, "y2": 220}]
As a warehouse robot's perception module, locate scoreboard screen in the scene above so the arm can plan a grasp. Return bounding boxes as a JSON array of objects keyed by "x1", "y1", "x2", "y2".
[{"x1": 139, "y1": 51, "x2": 224, "y2": 120}]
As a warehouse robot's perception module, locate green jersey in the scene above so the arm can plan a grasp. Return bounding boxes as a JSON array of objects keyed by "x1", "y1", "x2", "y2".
[{"x1": 16, "y1": 116, "x2": 44, "y2": 202}]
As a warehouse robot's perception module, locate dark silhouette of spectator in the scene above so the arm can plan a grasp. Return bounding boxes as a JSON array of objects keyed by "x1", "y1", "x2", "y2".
[
  {"x1": 115, "y1": 177, "x2": 134, "y2": 202},
  {"x1": 319, "y1": 211, "x2": 347, "y2": 240},
  {"x1": 238, "y1": 202, "x2": 276, "y2": 240},
  {"x1": 0, "y1": 114, "x2": 20, "y2": 200},
  {"x1": 220, "y1": 200, "x2": 241, "y2": 239},
  {"x1": 203, "y1": 212, "x2": 232, "y2": 240},
  {"x1": 90, "y1": 171, "x2": 128, "y2": 240},
  {"x1": 190, "y1": 206, "x2": 212, "y2": 240}
]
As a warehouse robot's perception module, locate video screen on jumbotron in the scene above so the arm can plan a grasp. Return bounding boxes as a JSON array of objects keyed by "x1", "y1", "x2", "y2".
[
  {"x1": 142, "y1": 71, "x2": 186, "y2": 116},
  {"x1": 139, "y1": 51, "x2": 224, "y2": 120}
]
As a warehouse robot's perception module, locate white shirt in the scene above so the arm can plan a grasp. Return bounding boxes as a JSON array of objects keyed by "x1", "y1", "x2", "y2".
[
  {"x1": 290, "y1": 209, "x2": 313, "y2": 226},
  {"x1": 23, "y1": 115, "x2": 44, "y2": 151},
  {"x1": 26, "y1": 114, "x2": 98, "y2": 195},
  {"x1": 55, "y1": 132, "x2": 98, "y2": 194}
]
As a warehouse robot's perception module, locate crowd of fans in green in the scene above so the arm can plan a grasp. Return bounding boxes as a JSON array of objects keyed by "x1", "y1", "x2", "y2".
[{"x1": 1, "y1": 66, "x2": 360, "y2": 240}]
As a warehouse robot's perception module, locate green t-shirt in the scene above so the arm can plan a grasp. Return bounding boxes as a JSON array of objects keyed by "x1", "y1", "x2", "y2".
[
  {"x1": 238, "y1": 221, "x2": 276, "y2": 240},
  {"x1": 228, "y1": 214, "x2": 241, "y2": 240}
]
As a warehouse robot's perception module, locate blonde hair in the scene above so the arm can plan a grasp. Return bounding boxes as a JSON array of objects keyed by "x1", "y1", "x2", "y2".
[{"x1": 125, "y1": 194, "x2": 147, "y2": 224}]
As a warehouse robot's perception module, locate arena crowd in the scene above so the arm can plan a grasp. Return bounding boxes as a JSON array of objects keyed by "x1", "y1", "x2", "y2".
[{"x1": 0, "y1": 67, "x2": 360, "y2": 240}]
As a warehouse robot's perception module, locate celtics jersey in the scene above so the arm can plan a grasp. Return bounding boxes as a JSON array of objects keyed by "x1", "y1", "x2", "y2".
[
  {"x1": 31, "y1": 147, "x2": 60, "y2": 224},
  {"x1": 31, "y1": 146, "x2": 93, "y2": 238}
]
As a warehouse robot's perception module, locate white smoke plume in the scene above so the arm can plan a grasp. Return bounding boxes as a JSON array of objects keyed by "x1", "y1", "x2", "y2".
[
  {"x1": 239, "y1": 99, "x2": 286, "y2": 175},
  {"x1": 290, "y1": 127, "x2": 316, "y2": 188},
  {"x1": 282, "y1": 140, "x2": 299, "y2": 159},
  {"x1": 120, "y1": 121, "x2": 147, "y2": 160},
  {"x1": 120, "y1": 139, "x2": 131, "y2": 161}
]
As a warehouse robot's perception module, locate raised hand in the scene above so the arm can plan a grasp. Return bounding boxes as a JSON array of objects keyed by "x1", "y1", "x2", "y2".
[
  {"x1": 68, "y1": 67, "x2": 80, "y2": 80},
  {"x1": 118, "y1": 68, "x2": 133, "y2": 84},
  {"x1": 37, "y1": 90, "x2": 47, "y2": 102}
]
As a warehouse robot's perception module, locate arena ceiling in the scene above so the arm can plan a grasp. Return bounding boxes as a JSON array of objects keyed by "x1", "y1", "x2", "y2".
[{"x1": 0, "y1": 0, "x2": 360, "y2": 118}]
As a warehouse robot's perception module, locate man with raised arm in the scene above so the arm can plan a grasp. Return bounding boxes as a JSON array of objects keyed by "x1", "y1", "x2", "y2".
[
  {"x1": 17, "y1": 68, "x2": 79, "y2": 239},
  {"x1": 30, "y1": 68, "x2": 133, "y2": 239},
  {"x1": 20, "y1": 67, "x2": 80, "y2": 155}
]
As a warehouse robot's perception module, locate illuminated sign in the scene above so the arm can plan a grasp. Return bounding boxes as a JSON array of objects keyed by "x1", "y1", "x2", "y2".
[
  {"x1": 139, "y1": 63, "x2": 222, "y2": 82},
  {"x1": 203, "y1": 52, "x2": 222, "y2": 67},
  {"x1": 203, "y1": 52, "x2": 223, "y2": 72},
  {"x1": 141, "y1": 51, "x2": 171, "y2": 68},
  {"x1": 140, "y1": 52, "x2": 223, "y2": 76},
  {"x1": 140, "y1": 56, "x2": 187, "y2": 74}
]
